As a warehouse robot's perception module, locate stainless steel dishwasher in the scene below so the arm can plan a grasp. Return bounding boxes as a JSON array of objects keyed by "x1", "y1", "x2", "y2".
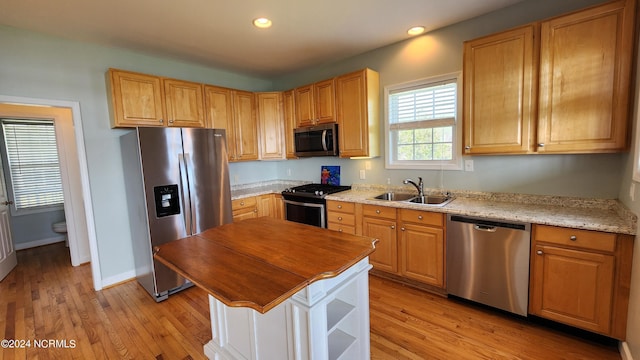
[{"x1": 446, "y1": 214, "x2": 531, "y2": 316}]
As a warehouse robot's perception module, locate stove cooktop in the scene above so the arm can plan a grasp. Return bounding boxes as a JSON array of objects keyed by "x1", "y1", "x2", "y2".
[{"x1": 282, "y1": 183, "x2": 351, "y2": 198}]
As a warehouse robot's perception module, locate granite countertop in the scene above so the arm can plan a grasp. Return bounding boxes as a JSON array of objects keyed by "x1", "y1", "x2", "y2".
[
  {"x1": 325, "y1": 184, "x2": 637, "y2": 235},
  {"x1": 230, "y1": 180, "x2": 309, "y2": 200}
]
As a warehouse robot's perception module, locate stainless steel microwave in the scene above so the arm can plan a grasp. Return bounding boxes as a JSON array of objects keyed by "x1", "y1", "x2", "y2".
[{"x1": 294, "y1": 123, "x2": 338, "y2": 157}]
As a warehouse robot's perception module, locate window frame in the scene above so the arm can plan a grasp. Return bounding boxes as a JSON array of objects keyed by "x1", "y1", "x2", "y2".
[
  {"x1": 384, "y1": 72, "x2": 463, "y2": 170},
  {"x1": 0, "y1": 118, "x2": 65, "y2": 216}
]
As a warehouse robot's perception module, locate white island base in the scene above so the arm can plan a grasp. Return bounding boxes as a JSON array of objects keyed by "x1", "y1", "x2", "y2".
[{"x1": 204, "y1": 258, "x2": 372, "y2": 360}]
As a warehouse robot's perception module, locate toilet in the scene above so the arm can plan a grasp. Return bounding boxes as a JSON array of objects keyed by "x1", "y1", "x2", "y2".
[{"x1": 52, "y1": 221, "x2": 68, "y2": 247}]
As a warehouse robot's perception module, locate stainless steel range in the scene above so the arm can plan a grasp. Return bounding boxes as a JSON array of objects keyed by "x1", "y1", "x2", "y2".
[{"x1": 282, "y1": 184, "x2": 351, "y2": 228}]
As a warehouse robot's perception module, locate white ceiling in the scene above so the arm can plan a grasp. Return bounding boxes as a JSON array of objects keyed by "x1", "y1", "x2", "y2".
[{"x1": 0, "y1": 0, "x2": 523, "y2": 77}]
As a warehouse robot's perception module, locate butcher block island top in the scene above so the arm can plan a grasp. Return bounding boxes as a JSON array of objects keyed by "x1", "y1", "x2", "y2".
[{"x1": 153, "y1": 217, "x2": 377, "y2": 313}]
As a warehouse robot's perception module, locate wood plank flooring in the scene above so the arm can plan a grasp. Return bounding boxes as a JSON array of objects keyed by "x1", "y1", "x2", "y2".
[{"x1": 1, "y1": 243, "x2": 621, "y2": 359}]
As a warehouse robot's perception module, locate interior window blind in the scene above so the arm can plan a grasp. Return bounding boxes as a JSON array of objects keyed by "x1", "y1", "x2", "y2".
[
  {"x1": 389, "y1": 80, "x2": 457, "y2": 127},
  {"x1": 1, "y1": 119, "x2": 64, "y2": 209}
]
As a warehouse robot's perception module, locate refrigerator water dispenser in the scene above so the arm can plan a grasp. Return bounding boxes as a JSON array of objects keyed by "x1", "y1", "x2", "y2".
[{"x1": 154, "y1": 185, "x2": 180, "y2": 217}]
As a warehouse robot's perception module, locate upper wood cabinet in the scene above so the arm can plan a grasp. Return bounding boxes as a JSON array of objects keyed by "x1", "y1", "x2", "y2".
[
  {"x1": 462, "y1": 0, "x2": 635, "y2": 154},
  {"x1": 537, "y1": 0, "x2": 635, "y2": 153},
  {"x1": 108, "y1": 69, "x2": 205, "y2": 128},
  {"x1": 336, "y1": 69, "x2": 380, "y2": 158},
  {"x1": 283, "y1": 90, "x2": 297, "y2": 159},
  {"x1": 463, "y1": 25, "x2": 536, "y2": 155},
  {"x1": 294, "y1": 78, "x2": 336, "y2": 127},
  {"x1": 256, "y1": 92, "x2": 285, "y2": 160},
  {"x1": 204, "y1": 85, "x2": 258, "y2": 161}
]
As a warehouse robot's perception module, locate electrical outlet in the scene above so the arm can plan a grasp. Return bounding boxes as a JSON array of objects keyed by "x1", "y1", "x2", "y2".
[
  {"x1": 365, "y1": 161, "x2": 372, "y2": 170},
  {"x1": 631, "y1": 182, "x2": 636, "y2": 201},
  {"x1": 287, "y1": 168, "x2": 291, "y2": 176},
  {"x1": 464, "y1": 160, "x2": 474, "y2": 172},
  {"x1": 387, "y1": 178, "x2": 391, "y2": 185},
  {"x1": 359, "y1": 169, "x2": 366, "y2": 180}
]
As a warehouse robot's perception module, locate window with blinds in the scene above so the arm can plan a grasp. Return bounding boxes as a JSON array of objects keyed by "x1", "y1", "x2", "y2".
[
  {"x1": 385, "y1": 74, "x2": 462, "y2": 170},
  {"x1": 1, "y1": 119, "x2": 64, "y2": 211}
]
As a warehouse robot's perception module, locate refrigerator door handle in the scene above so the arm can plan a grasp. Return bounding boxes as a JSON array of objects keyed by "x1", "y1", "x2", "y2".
[
  {"x1": 178, "y1": 153, "x2": 192, "y2": 235},
  {"x1": 183, "y1": 153, "x2": 198, "y2": 235}
]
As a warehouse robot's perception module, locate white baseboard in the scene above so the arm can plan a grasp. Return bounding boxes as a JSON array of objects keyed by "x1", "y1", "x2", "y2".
[
  {"x1": 14, "y1": 236, "x2": 65, "y2": 250},
  {"x1": 620, "y1": 341, "x2": 634, "y2": 360},
  {"x1": 101, "y1": 270, "x2": 136, "y2": 289}
]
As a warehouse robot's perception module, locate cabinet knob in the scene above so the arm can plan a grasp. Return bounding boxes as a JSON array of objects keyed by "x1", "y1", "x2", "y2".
[
  {"x1": 465, "y1": 146, "x2": 471, "y2": 150},
  {"x1": 253, "y1": 209, "x2": 258, "y2": 213},
  {"x1": 536, "y1": 250, "x2": 543, "y2": 255},
  {"x1": 391, "y1": 225, "x2": 395, "y2": 230},
  {"x1": 538, "y1": 143, "x2": 545, "y2": 147},
  {"x1": 401, "y1": 227, "x2": 405, "y2": 231},
  {"x1": 376, "y1": 209, "x2": 381, "y2": 214},
  {"x1": 240, "y1": 201, "x2": 244, "y2": 206},
  {"x1": 569, "y1": 235, "x2": 577, "y2": 241},
  {"x1": 337, "y1": 205, "x2": 342, "y2": 209},
  {"x1": 168, "y1": 119, "x2": 174, "y2": 124},
  {"x1": 338, "y1": 216, "x2": 343, "y2": 221},
  {"x1": 418, "y1": 215, "x2": 423, "y2": 220},
  {"x1": 338, "y1": 228, "x2": 343, "y2": 232}
]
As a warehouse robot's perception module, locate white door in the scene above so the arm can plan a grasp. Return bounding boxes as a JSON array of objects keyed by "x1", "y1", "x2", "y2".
[{"x1": 0, "y1": 154, "x2": 16, "y2": 281}]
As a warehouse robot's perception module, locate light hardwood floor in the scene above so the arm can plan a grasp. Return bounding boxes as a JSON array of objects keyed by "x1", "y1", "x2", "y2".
[{"x1": 1, "y1": 243, "x2": 621, "y2": 359}]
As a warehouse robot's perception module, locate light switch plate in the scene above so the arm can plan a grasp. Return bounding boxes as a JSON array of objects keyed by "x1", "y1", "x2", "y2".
[{"x1": 359, "y1": 169, "x2": 366, "y2": 180}]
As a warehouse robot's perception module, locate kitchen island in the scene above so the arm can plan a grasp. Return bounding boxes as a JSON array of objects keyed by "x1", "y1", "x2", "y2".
[{"x1": 153, "y1": 217, "x2": 377, "y2": 360}]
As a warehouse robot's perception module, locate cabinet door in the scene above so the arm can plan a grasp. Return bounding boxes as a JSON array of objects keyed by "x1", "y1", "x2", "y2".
[
  {"x1": 362, "y1": 216, "x2": 397, "y2": 274},
  {"x1": 204, "y1": 85, "x2": 236, "y2": 159},
  {"x1": 399, "y1": 223, "x2": 444, "y2": 288},
  {"x1": 530, "y1": 244, "x2": 614, "y2": 334},
  {"x1": 163, "y1": 79, "x2": 205, "y2": 128},
  {"x1": 108, "y1": 69, "x2": 165, "y2": 127},
  {"x1": 256, "y1": 92, "x2": 285, "y2": 160},
  {"x1": 256, "y1": 194, "x2": 275, "y2": 218},
  {"x1": 232, "y1": 90, "x2": 259, "y2": 161},
  {"x1": 537, "y1": 0, "x2": 634, "y2": 153},
  {"x1": 283, "y1": 90, "x2": 297, "y2": 159},
  {"x1": 463, "y1": 25, "x2": 535, "y2": 154},
  {"x1": 336, "y1": 69, "x2": 380, "y2": 158},
  {"x1": 295, "y1": 85, "x2": 315, "y2": 127},
  {"x1": 314, "y1": 78, "x2": 336, "y2": 124}
]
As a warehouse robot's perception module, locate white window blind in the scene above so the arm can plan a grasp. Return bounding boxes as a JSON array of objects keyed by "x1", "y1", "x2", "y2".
[
  {"x1": 386, "y1": 75, "x2": 461, "y2": 169},
  {"x1": 1, "y1": 119, "x2": 64, "y2": 210}
]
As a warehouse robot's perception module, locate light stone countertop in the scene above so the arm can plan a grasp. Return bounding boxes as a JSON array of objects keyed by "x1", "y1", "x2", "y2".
[
  {"x1": 325, "y1": 184, "x2": 637, "y2": 235},
  {"x1": 230, "y1": 180, "x2": 309, "y2": 200}
]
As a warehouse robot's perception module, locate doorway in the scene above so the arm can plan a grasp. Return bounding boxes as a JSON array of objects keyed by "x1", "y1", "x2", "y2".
[{"x1": 0, "y1": 97, "x2": 100, "y2": 290}]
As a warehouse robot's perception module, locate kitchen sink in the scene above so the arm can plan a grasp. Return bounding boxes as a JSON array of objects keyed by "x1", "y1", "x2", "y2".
[
  {"x1": 372, "y1": 192, "x2": 454, "y2": 206},
  {"x1": 372, "y1": 192, "x2": 416, "y2": 201},
  {"x1": 406, "y1": 195, "x2": 454, "y2": 207}
]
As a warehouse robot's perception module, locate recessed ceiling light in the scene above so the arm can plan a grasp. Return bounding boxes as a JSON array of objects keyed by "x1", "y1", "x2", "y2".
[
  {"x1": 253, "y1": 17, "x2": 272, "y2": 29},
  {"x1": 407, "y1": 26, "x2": 425, "y2": 36}
]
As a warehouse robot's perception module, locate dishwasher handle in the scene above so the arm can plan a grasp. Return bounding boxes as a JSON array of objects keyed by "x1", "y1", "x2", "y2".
[{"x1": 474, "y1": 224, "x2": 497, "y2": 232}]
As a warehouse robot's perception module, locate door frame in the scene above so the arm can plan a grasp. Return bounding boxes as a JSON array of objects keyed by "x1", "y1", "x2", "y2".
[{"x1": 0, "y1": 95, "x2": 102, "y2": 290}]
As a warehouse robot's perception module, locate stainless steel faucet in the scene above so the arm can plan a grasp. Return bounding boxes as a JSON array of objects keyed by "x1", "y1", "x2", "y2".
[{"x1": 403, "y1": 177, "x2": 424, "y2": 197}]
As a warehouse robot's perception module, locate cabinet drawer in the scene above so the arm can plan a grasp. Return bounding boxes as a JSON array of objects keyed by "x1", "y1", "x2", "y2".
[
  {"x1": 232, "y1": 196, "x2": 257, "y2": 210},
  {"x1": 327, "y1": 200, "x2": 355, "y2": 213},
  {"x1": 327, "y1": 223, "x2": 356, "y2": 235},
  {"x1": 327, "y1": 212, "x2": 355, "y2": 226},
  {"x1": 362, "y1": 205, "x2": 397, "y2": 220},
  {"x1": 399, "y1": 209, "x2": 443, "y2": 227},
  {"x1": 534, "y1": 225, "x2": 616, "y2": 252}
]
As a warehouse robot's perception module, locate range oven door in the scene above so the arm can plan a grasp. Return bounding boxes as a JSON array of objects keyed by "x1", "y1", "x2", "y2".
[{"x1": 283, "y1": 198, "x2": 326, "y2": 228}]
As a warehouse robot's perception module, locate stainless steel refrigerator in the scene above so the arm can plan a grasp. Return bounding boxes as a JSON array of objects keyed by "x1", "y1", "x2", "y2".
[{"x1": 121, "y1": 127, "x2": 233, "y2": 302}]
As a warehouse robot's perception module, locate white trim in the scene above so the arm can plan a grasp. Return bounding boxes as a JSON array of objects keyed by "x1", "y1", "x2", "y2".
[
  {"x1": 0, "y1": 95, "x2": 102, "y2": 290},
  {"x1": 384, "y1": 72, "x2": 463, "y2": 171},
  {"x1": 619, "y1": 341, "x2": 633, "y2": 360},
  {"x1": 101, "y1": 269, "x2": 136, "y2": 288},
  {"x1": 14, "y1": 236, "x2": 65, "y2": 251}
]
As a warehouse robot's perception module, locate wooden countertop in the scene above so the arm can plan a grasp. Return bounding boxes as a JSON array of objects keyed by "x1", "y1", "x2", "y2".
[{"x1": 153, "y1": 217, "x2": 377, "y2": 313}]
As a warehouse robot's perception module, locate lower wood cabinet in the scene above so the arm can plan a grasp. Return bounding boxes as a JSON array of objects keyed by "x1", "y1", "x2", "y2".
[
  {"x1": 327, "y1": 200, "x2": 359, "y2": 234},
  {"x1": 399, "y1": 209, "x2": 445, "y2": 288},
  {"x1": 231, "y1": 197, "x2": 258, "y2": 222},
  {"x1": 362, "y1": 204, "x2": 398, "y2": 274},
  {"x1": 529, "y1": 224, "x2": 633, "y2": 340},
  {"x1": 232, "y1": 194, "x2": 283, "y2": 222}
]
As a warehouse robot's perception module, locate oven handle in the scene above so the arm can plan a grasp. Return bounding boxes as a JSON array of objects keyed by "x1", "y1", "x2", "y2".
[
  {"x1": 321, "y1": 129, "x2": 328, "y2": 151},
  {"x1": 283, "y1": 199, "x2": 325, "y2": 209}
]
